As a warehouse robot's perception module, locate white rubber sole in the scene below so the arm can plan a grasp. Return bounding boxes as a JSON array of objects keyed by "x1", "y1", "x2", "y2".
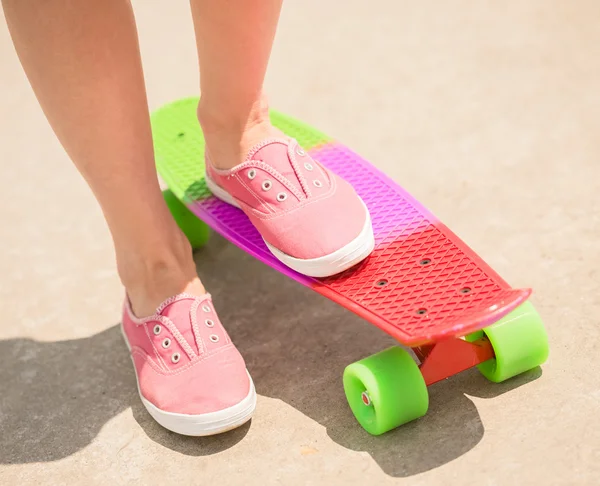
[
  {"x1": 206, "y1": 174, "x2": 375, "y2": 278},
  {"x1": 121, "y1": 325, "x2": 256, "y2": 436}
]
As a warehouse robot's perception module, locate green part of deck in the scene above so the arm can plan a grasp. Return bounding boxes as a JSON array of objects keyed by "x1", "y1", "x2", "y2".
[{"x1": 151, "y1": 97, "x2": 332, "y2": 202}]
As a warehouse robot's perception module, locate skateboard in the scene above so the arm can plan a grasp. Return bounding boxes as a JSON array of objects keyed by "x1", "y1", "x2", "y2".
[{"x1": 151, "y1": 97, "x2": 549, "y2": 435}]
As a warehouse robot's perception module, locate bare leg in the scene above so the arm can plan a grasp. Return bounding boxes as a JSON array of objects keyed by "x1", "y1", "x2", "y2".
[
  {"x1": 2, "y1": 0, "x2": 205, "y2": 317},
  {"x1": 190, "y1": 0, "x2": 284, "y2": 169}
]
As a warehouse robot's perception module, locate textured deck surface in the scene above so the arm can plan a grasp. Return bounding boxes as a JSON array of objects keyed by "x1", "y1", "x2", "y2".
[{"x1": 152, "y1": 98, "x2": 529, "y2": 344}]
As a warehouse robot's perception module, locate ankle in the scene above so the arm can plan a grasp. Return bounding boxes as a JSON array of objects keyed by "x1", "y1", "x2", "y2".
[
  {"x1": 198, "y1": 94, "x2": 283, "y2": 169},
  {"x1": 117, "y1": 232, "x2": 205, "y2": 317},
  {"x1": 197, "y1": 92, "x2": 270, "y2": 136}
]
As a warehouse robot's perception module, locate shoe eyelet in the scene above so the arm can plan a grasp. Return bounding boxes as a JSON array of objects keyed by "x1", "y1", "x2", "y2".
[
  {"x1": 153, "y1": 324, "x2": 161, "y2": 335},
  {"x1": 276, "y1": 192, "x2": 288, "y2": 202},
  {"x1": 313, "y1": 180, "x2": 323, "y2": 188},
  {"x1": 171, "y1": 352, "x2": 181, "y2": 363},
  {"x1": 304, "y1": 162, "x2": 313, "y2": 171},
  {"x1": 209, "y1": 334, "x2": 220, "y2": 343},
  {"x1": 296, "y1": 147, "x2": 306, "y2": 156},
  {"x1": 262, "y1": 180, "x2": 273, "y2": 191},
  {"x1": 162, "y1": 338, "x2": 171, "y2": 349},
  {"x1": 248, "y1": 169, "x2": 256, "y2": 180},
  {"x1": 202, "y1": 304, "x2": 211, "y2": 313},
  {"x1": 205, "y1": 319, "x2": 215, "y2": 328}
]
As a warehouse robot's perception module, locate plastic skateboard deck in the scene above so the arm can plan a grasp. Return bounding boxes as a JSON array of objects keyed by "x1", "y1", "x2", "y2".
[
  {"x1": 152, "y1": 98, "x2": 549, "y2": 434},
  {"x1": 151, "y1": 98, "x2": 530, "y2": 347}
]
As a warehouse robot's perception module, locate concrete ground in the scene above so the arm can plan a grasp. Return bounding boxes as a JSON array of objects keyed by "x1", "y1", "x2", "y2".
[{"x1": 1, "y1": 1, "x2": 599, "y2": 484}]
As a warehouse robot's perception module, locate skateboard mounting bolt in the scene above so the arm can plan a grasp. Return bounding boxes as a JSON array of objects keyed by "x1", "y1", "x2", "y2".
[
  {"x1": 416, "y1": 308, "x2": 428, "y2": 315},
  {"x1": 419, "y1": 258, "x2": 432, "y2": 266},
  {"x1": 375, "y1": 279, "x2": 389, "y2": 287},
  {"x1": 459, "y1": 287, "x2": 472, "y2": 294}
]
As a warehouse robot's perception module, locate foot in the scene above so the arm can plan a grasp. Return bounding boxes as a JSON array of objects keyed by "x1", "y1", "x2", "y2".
[
  {"x1": 204, "y1": 137, "x2": 375, "y2": 277},
  {"x1": 121, "y1": 293, "x2": 256, "y2": 436}
]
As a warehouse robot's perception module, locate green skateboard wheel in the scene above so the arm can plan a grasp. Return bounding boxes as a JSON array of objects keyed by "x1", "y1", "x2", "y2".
[
  {"x1": 163, "y1": 190, "x2": 210, "y2": 249},
  {"x1": 343, "y1": 347, "x2": 429, "y2": 435},
  {"x1": 467, "y1": 301, "x2": 549, "y2": 383}
]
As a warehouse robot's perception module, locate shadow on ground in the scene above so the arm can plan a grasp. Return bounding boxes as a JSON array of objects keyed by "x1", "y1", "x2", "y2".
[{"x1": 0, "y1": 234, "x2": 541, "y2": 476}]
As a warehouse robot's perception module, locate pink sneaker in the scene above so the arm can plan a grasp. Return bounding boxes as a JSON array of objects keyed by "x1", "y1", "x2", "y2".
[
  {"x1": 121, "y1": 293, "x2": 256, "y2": 436},
  {"x1": 205, "y1": 138, "x2": 375, "y2": 277}
]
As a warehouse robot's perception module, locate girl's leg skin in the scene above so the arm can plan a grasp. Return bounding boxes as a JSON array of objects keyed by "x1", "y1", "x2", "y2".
[
  {"x1": 191, "y1": 0, "x2": 374, "y2": 277},
  {"x1": 2, "y1": 0, "x2": 205, "y2": 317},
  {"x1": 190, "y1": 0, "x2": 284, "y2": 169}
]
